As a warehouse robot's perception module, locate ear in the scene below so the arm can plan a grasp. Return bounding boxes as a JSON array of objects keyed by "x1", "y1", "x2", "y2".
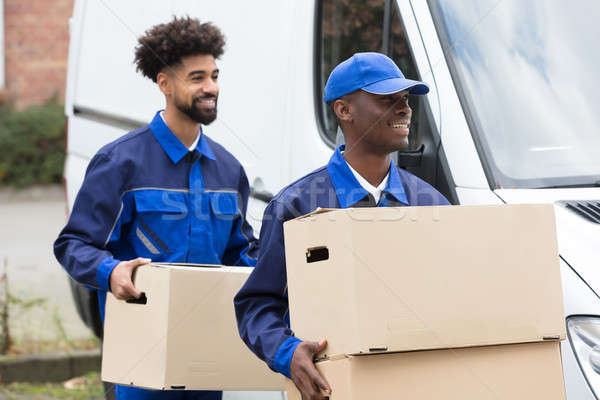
[
  {"x1": 157, "y1": 71, "x2": 172, "y2": 97},
  {"x1": 333, "y1": 98, "x2": 352, "y2": 123}
]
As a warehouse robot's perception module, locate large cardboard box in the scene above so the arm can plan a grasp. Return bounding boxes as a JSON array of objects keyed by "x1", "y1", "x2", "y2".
[
  {"x1": 101, "y1": 263, "x2": 284, "y2": 391},
  {"x1": 284, "y1": 204, "x2": 565, "y2": 356},
  {"x1": 286, "y1": 341, "x2": 566, "y2": 400}
]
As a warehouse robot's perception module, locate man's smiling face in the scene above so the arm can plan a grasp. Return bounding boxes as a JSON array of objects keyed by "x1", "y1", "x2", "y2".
[
  {"x1": 171, "y1": 53, "x2": 220, "y2": 125},
  {"x1": 345, "y1": 89, "x2": 412, "y2": 154}
]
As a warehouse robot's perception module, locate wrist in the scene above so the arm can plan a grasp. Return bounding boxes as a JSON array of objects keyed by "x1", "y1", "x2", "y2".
[
  {"x1": 274, "y1": 336, "x2": 303, "y2": 378},
  {"x1": 97, "y1": 257, "x2": 120, "y2": 292}
]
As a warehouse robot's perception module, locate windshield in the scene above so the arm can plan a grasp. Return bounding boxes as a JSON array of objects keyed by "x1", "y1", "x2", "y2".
[{"x1": 429, "y1": 0, "x2": 600, "y2": 188}]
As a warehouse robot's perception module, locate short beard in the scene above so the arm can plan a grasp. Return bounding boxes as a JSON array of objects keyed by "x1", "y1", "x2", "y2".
[{"x1": 176, "y1": 96, "x2": 218, "y2": 125}]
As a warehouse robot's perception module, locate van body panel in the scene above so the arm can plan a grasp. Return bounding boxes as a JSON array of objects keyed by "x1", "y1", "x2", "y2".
[
  {"x1": 73, "y1": 0, "x2": 167, "y2": 121},
  {"x1": 402, "y1": 0, "x2": 490, "y2": 190},
  {"x1": 64, "y1": 152, "x2": 89, "y2": 213},
  {"x1": 68, "y1": 115, "x2": 130, "y2": 160},
  {"x1": 64, "y1": 0, "x2": 85, "y2": 118},
  {"x1": 454, "y1": 187, "x2": 504, "y2": 206},
  {"x1": 496, "y1": 188, "x2": 600, "y2": 298},
  {"x1": 286, "y1": 2, "x2": 337, "y2": 184}
]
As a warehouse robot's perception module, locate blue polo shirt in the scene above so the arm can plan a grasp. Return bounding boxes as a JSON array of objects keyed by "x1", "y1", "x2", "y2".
[{"x1": 234, "y1": 145, "x2": 449, "y2": 378}]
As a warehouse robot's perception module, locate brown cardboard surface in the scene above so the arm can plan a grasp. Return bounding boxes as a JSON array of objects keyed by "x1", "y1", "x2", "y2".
[
  {"x1": 284, "y1": 204, "x2": 565, "y2": 356},
  {"x1": 101, "y1": 263, "x2": 284, "y2": 391},
  {"x1": 286, "y1": 341, "x2": 566, "y2": 400}
]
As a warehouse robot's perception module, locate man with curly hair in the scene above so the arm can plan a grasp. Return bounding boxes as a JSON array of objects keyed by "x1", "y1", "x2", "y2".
[{"x1": 55, "y1": 16, "x2": 257, "y2": 400}]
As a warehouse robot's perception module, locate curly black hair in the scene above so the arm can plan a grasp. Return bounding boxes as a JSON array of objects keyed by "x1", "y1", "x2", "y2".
[{"x1": 134, "y1": 16, "x2": 226, "y2": 82}]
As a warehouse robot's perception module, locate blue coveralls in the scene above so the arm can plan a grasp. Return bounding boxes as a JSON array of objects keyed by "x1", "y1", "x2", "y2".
[
  {"x1": 54, "y1": 111, "x2": 258, "y2": 400},
  {"x1": 234, "y1": 145, "x2": 450, "y2": 378}
]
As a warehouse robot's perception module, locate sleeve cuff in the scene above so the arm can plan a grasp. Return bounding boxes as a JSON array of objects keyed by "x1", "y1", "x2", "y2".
[
  {"x1": 273, "y1": 336, "x2": 302, "y2": 378},
  {"x1": 96, "y1": 256, "x2": 120, "y2": 292}
]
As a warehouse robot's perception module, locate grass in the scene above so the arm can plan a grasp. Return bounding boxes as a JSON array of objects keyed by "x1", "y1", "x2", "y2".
[{"x1": 0, "y1": 372, "x2": 104, "y2": 400}]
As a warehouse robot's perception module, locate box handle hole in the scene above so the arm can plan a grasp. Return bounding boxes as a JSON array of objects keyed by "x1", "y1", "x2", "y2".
[
  {"x1": 126, "y1": 292, "x2": 147, "y2": 304},
  {"x1": 306, "y1": 247, "x2": 329, "y2": 263}
]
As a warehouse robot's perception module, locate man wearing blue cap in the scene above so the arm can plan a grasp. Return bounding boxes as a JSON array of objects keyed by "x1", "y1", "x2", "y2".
[{"x1": 234, "y1": 52, "x2": 449, "y2": 398}]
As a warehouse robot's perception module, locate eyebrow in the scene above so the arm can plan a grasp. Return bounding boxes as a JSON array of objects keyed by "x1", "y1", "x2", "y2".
[
  {"x1": 187, "y1": 69, "x2": 219, "y2": 77},
  {"x1": 388, "y1": 92, "x2": 410, "y2": 100}
]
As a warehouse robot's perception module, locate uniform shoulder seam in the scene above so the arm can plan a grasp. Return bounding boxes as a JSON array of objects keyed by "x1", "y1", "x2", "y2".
[
  {"x1": 204, "y1": 135, "x2": 242, "y2": 166},
  {"x1": 98, "y1": 125, "x2": 152, "y2": 158},
  {"x1": 272, "y1": 166, "x2": 329, "y2": 203}
]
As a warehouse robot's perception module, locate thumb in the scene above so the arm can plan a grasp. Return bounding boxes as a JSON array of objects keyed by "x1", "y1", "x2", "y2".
[
  {"x1": 130, "y1": 257, "x2": 152, "y2": 269},
  {"x1": 314, "y1": 338, "x2": 327, "y2": 353}
]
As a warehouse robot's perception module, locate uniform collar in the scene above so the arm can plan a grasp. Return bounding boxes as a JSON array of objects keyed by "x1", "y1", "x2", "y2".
[
  {"x1": 326, "y1": 145, "x2": 408, "y2": 208},
  {"x1": 149, "y1": 110, "x2": 216, "y2": 164}
]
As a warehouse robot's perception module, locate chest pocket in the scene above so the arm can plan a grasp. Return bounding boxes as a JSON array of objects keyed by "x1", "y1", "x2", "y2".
[
  {"x1": 132, "y1": 190, "x2": 188, "y2": 255},
  {"x1": 208, "y1": 191, "x2": 240, "y2": 256},
  {"x1": 209, "y1": 191, "x2": 239, "y2": 216}
]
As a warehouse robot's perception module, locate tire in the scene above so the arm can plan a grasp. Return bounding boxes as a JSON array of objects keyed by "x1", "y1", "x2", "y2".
[{"x1": 68, "y1": 278, "x2": 103, "y2": 339}]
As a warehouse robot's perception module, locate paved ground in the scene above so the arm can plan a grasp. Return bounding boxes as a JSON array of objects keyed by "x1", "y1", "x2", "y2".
[{"x1": 0, "y1": 185, "x2": 91, "y2": 344}]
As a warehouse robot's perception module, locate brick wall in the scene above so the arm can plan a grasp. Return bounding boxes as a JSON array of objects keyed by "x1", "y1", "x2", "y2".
[{"x1": 2, "y1": 0, "x2": 74, "y2": 109}]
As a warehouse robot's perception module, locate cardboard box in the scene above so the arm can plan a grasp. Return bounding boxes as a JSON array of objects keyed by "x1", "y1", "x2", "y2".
[
  {"x1": 286, "y1": 341, "x2": 566, "y2": 400},
  {"x1": 284, "y1": 205, "x2": 565, "y2": 356},
  {"x1": 101, "y1": 263, "x2": 284, "y2": 391}
]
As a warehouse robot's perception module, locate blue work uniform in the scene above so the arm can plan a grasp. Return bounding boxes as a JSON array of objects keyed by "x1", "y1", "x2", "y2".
[
  {"x1": 54, "y1": 111, "x2": 258, "y2": 400},
  {"x1": 234, "y1": 145, "x2": 450, "y2": 378}
]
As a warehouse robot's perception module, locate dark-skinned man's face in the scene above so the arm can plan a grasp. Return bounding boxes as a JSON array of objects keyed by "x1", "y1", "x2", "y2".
[{"x1": 345, "y1": 89, "x2": 412, "y2": 154}]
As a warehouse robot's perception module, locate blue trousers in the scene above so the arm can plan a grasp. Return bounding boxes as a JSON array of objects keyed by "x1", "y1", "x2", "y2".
[{"x1": 115, "y1": 385, "x2": 222, "y2": 400}]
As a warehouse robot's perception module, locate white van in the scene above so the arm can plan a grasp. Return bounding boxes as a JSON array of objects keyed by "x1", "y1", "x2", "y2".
[{"x1": 65, "y1": 0, "x2": 600, "y2": 399}]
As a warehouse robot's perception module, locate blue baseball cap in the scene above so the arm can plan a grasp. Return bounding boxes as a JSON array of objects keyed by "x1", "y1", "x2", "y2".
[{"x1": 324, "y1": 52, "x2": 429, "y2": 103}]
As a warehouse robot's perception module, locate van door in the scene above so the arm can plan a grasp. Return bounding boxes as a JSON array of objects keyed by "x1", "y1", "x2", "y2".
[{"x1": 303, "y1": 0, "x2": 458, "y2": 203}]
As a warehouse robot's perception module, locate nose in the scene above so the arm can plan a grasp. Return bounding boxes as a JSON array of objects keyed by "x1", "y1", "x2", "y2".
[
  {"x1": 202, "y1": 79, "x2": 219, "y2": 96},
  {"x1": 394, "y1": 98, "x2": 411, "y2": 117}
]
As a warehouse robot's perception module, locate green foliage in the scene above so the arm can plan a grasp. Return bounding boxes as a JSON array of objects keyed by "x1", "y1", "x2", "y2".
[{"x1": 0, "y1": 100, "x2": 66, "y2": 188}]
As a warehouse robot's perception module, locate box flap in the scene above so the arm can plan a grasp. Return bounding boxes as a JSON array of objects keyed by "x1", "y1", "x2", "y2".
[
  {"x1": 291, "y1": 207, "x2": 340, "y2": 221},
  {"x1": 150, "y1": 262, "x2": 223, "y2": 270}
]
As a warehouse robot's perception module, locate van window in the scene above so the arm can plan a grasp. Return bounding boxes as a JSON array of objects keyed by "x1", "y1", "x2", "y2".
[
  {"x1": 429, "y1": 0, "x2": 600, "y2": 188},
  {"x1": 316, "y1": 0, "x2": 422, "y2": 148}
]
